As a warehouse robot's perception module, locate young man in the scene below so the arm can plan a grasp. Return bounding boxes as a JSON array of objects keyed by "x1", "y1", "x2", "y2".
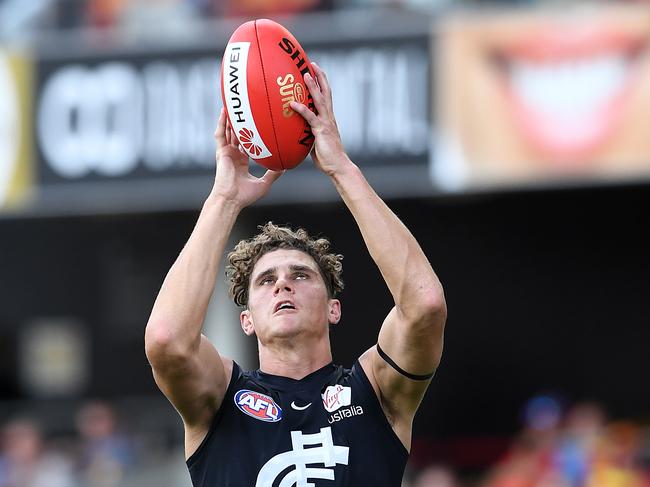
[{"x1": 145, "y1": 63, "x2": 447, "y2": 486}]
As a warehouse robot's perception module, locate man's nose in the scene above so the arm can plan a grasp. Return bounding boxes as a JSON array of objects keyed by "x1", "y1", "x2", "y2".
[{"x1": 273, "y1": 276, "x2": 293, "y2": 294}]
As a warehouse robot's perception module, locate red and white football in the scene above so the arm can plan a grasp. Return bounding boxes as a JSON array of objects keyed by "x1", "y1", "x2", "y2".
[{"x1": 221, "y1": 19, "x2": 315, "y2": 171}]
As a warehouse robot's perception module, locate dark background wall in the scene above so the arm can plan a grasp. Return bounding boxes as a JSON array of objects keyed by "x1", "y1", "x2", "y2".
[{"x1": 1, "y1": 183, "x2": 648, "y2": 439}]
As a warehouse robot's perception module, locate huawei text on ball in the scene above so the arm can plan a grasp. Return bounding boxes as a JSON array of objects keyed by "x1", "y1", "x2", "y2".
[{"x1": 227, "y1": 46, "x2": 246, "y2": 124}]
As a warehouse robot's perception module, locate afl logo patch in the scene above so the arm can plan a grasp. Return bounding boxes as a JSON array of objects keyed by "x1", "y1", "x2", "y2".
[{"x1": 234, "y1": 390, "x2": 282, "y2": 422}]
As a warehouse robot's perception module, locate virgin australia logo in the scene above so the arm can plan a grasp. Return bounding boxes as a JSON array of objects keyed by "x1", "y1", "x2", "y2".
[
  {"x1": 321, "y1": 385, "x2": 351, "y2": 413},
  {"x1": 327, "y1": 405, "x2": 364, "y2": 424}
]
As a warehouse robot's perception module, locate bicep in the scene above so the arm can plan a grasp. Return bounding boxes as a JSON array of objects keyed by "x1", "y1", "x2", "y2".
[
  {"x1": 369, "y1": 306, "x2": 445, "y2": 415},
  {"x1": 150, "y1": 334, "x2": 231, "y2": 429},
  {"x1": 379, "y1": 306, "x2": 445, "y2": 377}
]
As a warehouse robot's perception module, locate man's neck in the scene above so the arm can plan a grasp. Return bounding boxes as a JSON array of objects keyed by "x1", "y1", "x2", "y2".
[{"x1": 258, "y1": 337, "x2": 333, "y2": 380}]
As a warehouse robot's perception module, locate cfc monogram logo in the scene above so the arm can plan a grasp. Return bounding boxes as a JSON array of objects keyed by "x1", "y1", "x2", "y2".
[{"x1": 256, "y1": 427, "x2": 349, "y2": 486}]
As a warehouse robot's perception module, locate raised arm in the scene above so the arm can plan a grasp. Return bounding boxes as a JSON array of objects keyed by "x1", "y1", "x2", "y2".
[
  {"x1": 144, "y1": 110, "x2": 282, "y2": 456},
  {"x1": 291, "y1": 64, "x2": 446, "y2": 448}
]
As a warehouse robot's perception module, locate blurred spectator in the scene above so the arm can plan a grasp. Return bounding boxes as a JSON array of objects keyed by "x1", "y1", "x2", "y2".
[
  {"x1": 482, "y1": 396, "x2": 563, "y2": 487},
  {"x1": 75, "y1": 401, "x2": 134, "y2": 487},
  {"x1": 5, "y1": 0, "x2": 338, "y2": 37},
  {"x1": 482, "y1": 432, "x2": 555, "y2": 487},
  {"x1": 118, "y1": 0, "x2": 201, "y2": 38},
  {"x1": 0, "y1": 418, "x2": 75, "y2": 487},
  {"x1": 216, "y1": 0, "x2": 334, "y2": 18},
  {"x1": 552, "y1": 403, "x2": 606, "y2": 487},
  {"x1": 336, "y1": 0, "x2": 451, "y2": 10},
  {"x1": 84, "y1": 0, "x2": 127, "y2": 29},
  {"x1": 586, "y1": 422, "x2": 645, "y2": 487},
  {"x1": 482, "y1": 396, "x2": 650, "y2": 487},
  {"x1": 414, "y1": 465, "x2": 460, "y2": 487}
]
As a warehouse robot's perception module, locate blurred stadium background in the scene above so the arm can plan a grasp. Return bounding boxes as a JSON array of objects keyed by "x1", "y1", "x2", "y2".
[{"x1": 1, "y1": 0, "x2": 649, "y2": 486}]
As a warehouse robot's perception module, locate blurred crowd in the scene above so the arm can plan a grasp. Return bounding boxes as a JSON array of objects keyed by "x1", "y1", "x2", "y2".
[
  {"x1": 8, "y1": 0, "x2": 649, "y2": 39},
  {"x1": 2, "y1": 396, "x2": 649, "y2": 487},
  {"x1": 0, "y1": 401, "x2": 136, "y2": 487},
  {"x1": 55, "y1": 0, "x2": 336, "y2": 31},
  {"x1": 0, "y1": 0, "x2": 453, "y2": 40},
  {"x1": 404, "y1": 397, "x2": 650, "y2": 487}
]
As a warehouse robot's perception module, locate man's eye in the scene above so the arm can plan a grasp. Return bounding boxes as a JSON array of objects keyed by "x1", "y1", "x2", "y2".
[
  {"x1": 260, "y1": 277, "x2": 274, "y2": 285},
  {"x1": 295, "y1": 273, "x2": 308, "y2": 280}
]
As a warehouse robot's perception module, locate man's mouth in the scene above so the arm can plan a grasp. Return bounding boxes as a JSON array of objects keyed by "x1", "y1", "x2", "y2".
[
  {"x1": 274, "y1": 301, "x2": 296, "y2": 314},
  {"x1": 493, "y1": 25, "x2": 647, "y2": 164}
]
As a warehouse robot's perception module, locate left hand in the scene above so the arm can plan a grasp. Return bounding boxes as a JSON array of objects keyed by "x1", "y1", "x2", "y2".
[
  {"x1": 210, "y1": 109, "x2": 283, "y2": 209},
  {"x1": 290, "y1": 63, "x2": 351, "y2": 177}
]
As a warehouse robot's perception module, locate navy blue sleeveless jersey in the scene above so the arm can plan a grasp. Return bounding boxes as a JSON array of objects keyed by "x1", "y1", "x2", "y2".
[{"x1": 187, "y1": 361, "x2": 408, "y2": 486}]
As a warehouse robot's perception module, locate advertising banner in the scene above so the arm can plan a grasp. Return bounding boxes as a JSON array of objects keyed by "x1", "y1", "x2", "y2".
[
  {"x1": 433, "y1": 4, "x2": 650, "y2": 190},
  {"x1": 0, "y1": 49, "x2": 33, "y2": 209},
  {"x1": 31, "y1": 27, "x2": 430, "y2": 214}
]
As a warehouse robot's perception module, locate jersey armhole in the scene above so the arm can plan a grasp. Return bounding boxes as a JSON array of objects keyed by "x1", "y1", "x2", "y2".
[
  {"x1": 352, "y1": 360, "x2": 409, "y2": 457},
  {"x1": 186, "y1": 361, "x2": 242, "y2": 468}
]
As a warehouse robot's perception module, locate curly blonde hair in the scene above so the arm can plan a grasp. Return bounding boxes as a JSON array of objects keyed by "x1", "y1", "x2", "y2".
[{"x1": 226, "y1": 222, "x2": 344, "y2": 308}]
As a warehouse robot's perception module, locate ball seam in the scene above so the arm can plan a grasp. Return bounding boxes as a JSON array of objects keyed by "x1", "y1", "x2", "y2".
[{"x1": 254, "y1": 20, "x2": 284, "y2": 170}]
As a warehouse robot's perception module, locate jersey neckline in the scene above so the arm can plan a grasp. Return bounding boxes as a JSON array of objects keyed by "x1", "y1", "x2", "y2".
[{"x1": 252, "y1": 362, "x2": 337, "y2": 392}]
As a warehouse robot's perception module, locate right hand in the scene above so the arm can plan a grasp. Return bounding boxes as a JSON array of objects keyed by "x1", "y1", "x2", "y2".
[{"x1": 210, "y1": 108, "x2": 283, "y2": 208}]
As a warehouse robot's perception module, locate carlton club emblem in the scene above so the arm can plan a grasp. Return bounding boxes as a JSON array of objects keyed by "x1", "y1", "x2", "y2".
[
  {"x1": 234, "y1": 390, "x2": 282, "y2": 422},
  {"x1": 256, "y1": 427, "x2": 349, "y2": 486}
]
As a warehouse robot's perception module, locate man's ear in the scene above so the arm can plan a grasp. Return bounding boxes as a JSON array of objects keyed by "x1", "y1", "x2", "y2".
[
  {"x1": 240, "y1": 309, "x2": 255, "y2": 336},
  {"x1": 328, "y1": 299, "x2": 341, "y2": 325}
]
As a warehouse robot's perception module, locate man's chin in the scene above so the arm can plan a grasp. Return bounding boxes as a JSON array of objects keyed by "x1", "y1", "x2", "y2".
[{"x1": 268, "y1": 316, "x2": 304, "y2": 337}]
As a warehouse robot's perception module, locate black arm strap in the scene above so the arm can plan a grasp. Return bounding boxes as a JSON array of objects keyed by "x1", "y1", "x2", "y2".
[{"x1": 376, "y1": 343, "x2": 436, "y2": 381}]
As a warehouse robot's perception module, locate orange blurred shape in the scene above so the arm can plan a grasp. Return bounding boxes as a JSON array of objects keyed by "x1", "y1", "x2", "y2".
[
  {"x1": 86, "y1": 0, "x2": 127, "y2": 29},
  {"x1": 224, "y1": 0, "x2": 323, "y2": 17}
]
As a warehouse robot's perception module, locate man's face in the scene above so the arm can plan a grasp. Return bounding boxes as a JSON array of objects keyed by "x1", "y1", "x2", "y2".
[{"x1": 241, "y1": 248, "x2": 340, "y2": 342}]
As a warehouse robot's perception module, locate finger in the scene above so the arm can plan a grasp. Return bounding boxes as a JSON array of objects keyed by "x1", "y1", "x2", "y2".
[
  {"x1": 215, "y1": 108, "x2": 227, "y2": 148},
  {"x1": 309, "y1": 66, "x2": 321, "y2": 93},
  {"x1": 290, "y1": 100, "x2": 318, "y2": 125},
  {"x1": 311, "y1": 62, "x2": 331, "y2": 100},
  {"x1": 261, "y1": 169, "x2": 284, "y2": 186},
  {"x1": 303, "y1": 72, "x2": 328, "y2": 115},
  {"x1": 304, "y1": 72, "x2": 321, "y2": 98},
  {"x1": 225, "y1": 117, "x2": 232, "y2": 146},
  {"x1": 230, "y1": 126, "x2": 239, "y2": 148}
]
